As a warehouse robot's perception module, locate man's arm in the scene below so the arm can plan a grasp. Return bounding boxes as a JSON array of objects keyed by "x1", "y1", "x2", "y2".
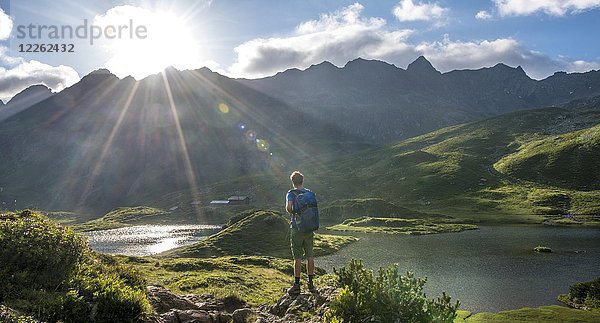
[{"x1": 286, "y1": 200, "x2": 294, "y2": 214}]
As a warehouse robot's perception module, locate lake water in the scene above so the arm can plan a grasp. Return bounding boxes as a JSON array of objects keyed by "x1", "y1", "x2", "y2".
[
  {"x1": 85, "y1": 224, "x2": 599, "y2": 312},
  {"x1": 318, "y1": 225, "x2": 600, "y2": 312},
  {"x1": 84, "y1": 224, "x2": 221, "y2": 256}
]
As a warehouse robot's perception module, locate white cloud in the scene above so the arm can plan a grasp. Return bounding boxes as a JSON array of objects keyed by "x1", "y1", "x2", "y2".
[
  {"x1": 392, "y1": 0, "x2": 447, "y2": 21},
  {"x1": 494, "y1": 0, "x2": 600, "y2": 16},
  {"x1": 475, "y1": 10, "x2": 493, "y2": 20},
  {"x1": 227, "y1": 3, "x2": 600, "y2": 80},
  {"x1": 229, "y1": 3, "x2": 416, "y2": 78},
  {"x1": 0, "y1": 48, "x2": 80, "y2": 102},
  {"x1": 0, "y1": 8, "x2": 13, "y2": 40},
  {"x1": 416, "y1": 36, "x2": 600, "y2": 79}
]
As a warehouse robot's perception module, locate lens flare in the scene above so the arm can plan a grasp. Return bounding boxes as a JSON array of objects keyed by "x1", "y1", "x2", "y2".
[
  {"x1": 256, "y1": 138, "x2": 270, "y2": 152},
  {"x1": 239, "y1": 122, "x2": 246, "y2": 130},
  {"x1": 218, "y1": 103, "x2": 229, "y2": 113},
  {"x1": 245, "y1": 130, "x2": 257, "y2": 141}
]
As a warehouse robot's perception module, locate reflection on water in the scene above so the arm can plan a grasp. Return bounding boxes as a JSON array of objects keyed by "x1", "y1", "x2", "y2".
[
  {"x1": 318, "y1": 225, "x2": 600, "y2": 312},
  {"x1": 84, "y1": 225, "x2": 221, "y2": 256}
]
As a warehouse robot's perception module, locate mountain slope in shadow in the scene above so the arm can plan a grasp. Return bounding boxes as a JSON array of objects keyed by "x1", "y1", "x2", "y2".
[{"x1": 0, "y1": 68, "x2": 354, "y2": 215}]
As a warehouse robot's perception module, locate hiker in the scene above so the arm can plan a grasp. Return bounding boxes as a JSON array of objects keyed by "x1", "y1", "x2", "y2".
[{"x1": 285, "y1": 171, "x2": 319, "y2": 295}]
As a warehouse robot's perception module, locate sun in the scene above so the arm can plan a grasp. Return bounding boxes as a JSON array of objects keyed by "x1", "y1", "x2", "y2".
[{"x1": 97, "y1": 7, "x2": 203, "y2": 79}]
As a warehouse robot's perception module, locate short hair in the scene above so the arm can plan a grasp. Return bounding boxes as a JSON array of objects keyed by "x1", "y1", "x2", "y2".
[{"x1": 290, "y1": 171, "x2": 304, "y2": 187}]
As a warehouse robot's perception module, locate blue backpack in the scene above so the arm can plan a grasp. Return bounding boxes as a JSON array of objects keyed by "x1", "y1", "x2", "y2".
[{"x1": 290, "y1": 189, "x2": 320, "y2": 232}]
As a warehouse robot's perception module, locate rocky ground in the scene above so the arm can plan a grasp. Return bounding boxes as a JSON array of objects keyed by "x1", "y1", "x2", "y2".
[{"x1": 144, "y1": 285, "x2": 339, "y2": 323}]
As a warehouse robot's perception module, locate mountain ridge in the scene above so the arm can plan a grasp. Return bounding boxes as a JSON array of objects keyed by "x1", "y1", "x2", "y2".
[{"x1": 241, "y1": 56, "x2": 600, "y2": 141}]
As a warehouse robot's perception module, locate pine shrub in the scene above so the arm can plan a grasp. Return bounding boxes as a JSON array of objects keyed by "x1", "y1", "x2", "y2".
[{"x1": 325, "y1": 259, "x2": 459, "y2": 322}]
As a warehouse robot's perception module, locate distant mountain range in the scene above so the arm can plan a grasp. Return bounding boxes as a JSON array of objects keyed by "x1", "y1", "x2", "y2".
[
  {"x1": 242, "y1": 56, "x2": 600, "y2": 141},
  {"x1": 0, "y1": 56, "x2": 599, "y2": 216}
]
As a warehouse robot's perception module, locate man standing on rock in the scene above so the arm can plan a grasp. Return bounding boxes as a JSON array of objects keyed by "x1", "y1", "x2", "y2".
[{"x1": 285, "y1": 171, "x2": 317, "y2": 295}]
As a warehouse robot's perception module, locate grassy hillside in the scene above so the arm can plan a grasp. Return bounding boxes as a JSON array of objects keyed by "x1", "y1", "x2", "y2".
[
  {"x1": 312, "y1": 107, "x2": 600, "y2": 222},
  {"x1": 320, "y1": 198, "x2": 447, "y2": 223},
  {"x1": 161, "y1": 210, "x2": 357, "y2": 258},
  {"x1": 327, "y1": 216, "x2": 477, "y2": 235},
  {"x1": 495, "y1": 124, "x2": 600, "y2": 190},
  {"x1": 147, "y1": 105, "x2": 600, "y2": 225},
  {"x1": 74, "y1": 206, "x2": 171, "y2": 231},
  {"x1": 456, "y1": 306, "x2": 600, "y2": 322}
]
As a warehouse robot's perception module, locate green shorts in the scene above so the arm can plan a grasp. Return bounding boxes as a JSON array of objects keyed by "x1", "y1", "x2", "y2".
[{"x1": 290, "y1": 228, "x2": 314, "y2": 259}]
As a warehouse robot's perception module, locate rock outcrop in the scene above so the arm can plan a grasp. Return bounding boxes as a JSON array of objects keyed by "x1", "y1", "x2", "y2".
[
  {"x1": 255, "y1": 287, "x2": 339, "y2": 323},
  {"x1": 144, "y1": 286, "x2": 247, "y2": 323},
  {"x1": 144, "y1": 285, "x2": 340, "y2": 323}
]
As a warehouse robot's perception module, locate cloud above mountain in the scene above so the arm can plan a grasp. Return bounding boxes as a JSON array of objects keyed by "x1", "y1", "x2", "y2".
[
  {"x1": 416, "y1": 37, "x2": 600, "y2": 77},
  {"x1": 228, "y1": 3, "x2": 416, "y2": 78},
  {"x1": 0, "y1": 51, "x2": 80, "y2": 103},
  {"x1": 0, "y1": 11, "x2": 79, "y2": 102},
  {"x1": 228, "y1": 2, "x2": 600, "y2": 80}
]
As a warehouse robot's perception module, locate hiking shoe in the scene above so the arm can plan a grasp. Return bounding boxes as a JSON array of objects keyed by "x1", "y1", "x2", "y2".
[
  {"x1": 287, "y1": 283, "x2": 300, "y2": 295},
  {"x1": 308, "y1": 282, "x2": 317, "y2": 293}
]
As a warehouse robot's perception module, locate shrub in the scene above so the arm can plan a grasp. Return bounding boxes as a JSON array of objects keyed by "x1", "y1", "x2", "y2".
[
  {"x1": 65, "y1": 258, "x2": 150, "y2": 322},
  {"x1": 325, "y1": 259, "x2": 459, "y2": 323},
  {"x1": 561, "y1": 277, "x2": 600, "y2": 309},
  {"x1": 0, "y1": 210, "x2": 87, "y2": 294},
  {"x1": 0, "y1": 210, "x2": 150, "y2": 322},
  {"x1": 0, "y1": 305, "x2": 38, "y2": 323}
]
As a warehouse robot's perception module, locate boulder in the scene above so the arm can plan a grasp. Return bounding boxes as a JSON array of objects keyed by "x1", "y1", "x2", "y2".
[
  {"x1": 232, "y1": 308, "x2": 253, "y2": 323},
  {"x1": 144, "y1": 286, "x2": 248, "y2": 323},
  {"x1": 251, "y1": 287, "x2": 339, "y2": 322},
  {"x1": 147, "y1": 286, "x2": 201, "y2": 314}
]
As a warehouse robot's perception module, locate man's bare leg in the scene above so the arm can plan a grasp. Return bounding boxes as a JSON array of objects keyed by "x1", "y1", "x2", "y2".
[
  {"x1": 294, "y1": 258, "x2": 302, "y2": 278},
  {"x1": 307, "y1": 257, "x2": 314, "y2": 275}
]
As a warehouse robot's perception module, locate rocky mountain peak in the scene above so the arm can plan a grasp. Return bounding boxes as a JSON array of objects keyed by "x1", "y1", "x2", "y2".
[
  {"x1": 406, "y1": 56, "x2": 440, "y2": 75},
  {"x1": 88, "y1": 68, "x2": 114, "y2": 76},
  {"x1": 6, "y1": 84, "x2": 52, "y2": 105}
]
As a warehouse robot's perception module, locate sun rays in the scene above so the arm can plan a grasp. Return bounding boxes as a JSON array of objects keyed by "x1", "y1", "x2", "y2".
[
  {"x1": 72, "y1": 63, "x2": 333, "y2": 215},
  {"x1": 160, "y1": 72, "x2": 202, "y2": 215},
  {"x1": 80, "y1": 81, "x2": 139, "y2": 205}
]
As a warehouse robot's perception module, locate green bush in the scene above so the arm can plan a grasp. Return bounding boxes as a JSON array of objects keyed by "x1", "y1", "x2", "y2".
[
  {"x1": 0, "y1": 210, "x2": 87, "y2": 295},
  {"x1": 325, "y1": 259, "x2": 459, "y2": 323},
  {"x1": 0, "y1": 210, "x2": 150, "y2": 322},
  {"x1": 0, "y1": 305, "x2": 38, "y2": 323},
  {"x1": 563, "y1": 277, "x2": 600, "y2": 309}
]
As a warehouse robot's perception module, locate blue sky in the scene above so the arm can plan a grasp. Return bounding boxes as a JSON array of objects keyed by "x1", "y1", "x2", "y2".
[{"x1": 1, "y1": 0, "x2": 600, "y2": 101}]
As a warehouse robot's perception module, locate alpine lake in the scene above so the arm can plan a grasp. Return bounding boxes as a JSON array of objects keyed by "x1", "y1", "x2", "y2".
[{"x1": 85, "y1": 223, "x2": 600, "y2": 313}]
